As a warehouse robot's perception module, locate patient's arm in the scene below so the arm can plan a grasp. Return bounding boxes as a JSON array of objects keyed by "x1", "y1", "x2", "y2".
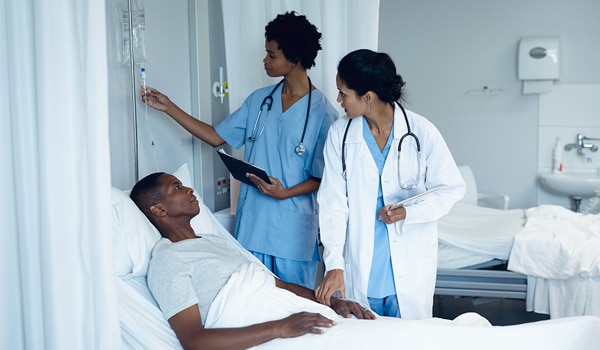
[
  {"x1": 169, "y1": 304, "x2": 335, "y2": 350},
  {"x1": 275, "y1": 279, "x2": 376, "y2": 320}
]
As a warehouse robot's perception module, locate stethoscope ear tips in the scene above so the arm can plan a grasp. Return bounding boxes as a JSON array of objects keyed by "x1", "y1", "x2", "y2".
[{"x1": 295, "y1": 144, "x2": 305, "y2": 156}]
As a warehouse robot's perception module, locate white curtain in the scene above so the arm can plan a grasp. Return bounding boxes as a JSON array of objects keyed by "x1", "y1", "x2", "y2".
[
  {"x1": 1, "y1": 1, "x2": 120, "y2": 349},
  {"x1": 221, "y1": 0, "x2": 380, "y2": 117}
]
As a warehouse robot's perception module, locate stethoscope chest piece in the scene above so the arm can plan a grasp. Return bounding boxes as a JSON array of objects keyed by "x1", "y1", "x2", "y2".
[
  {"x1": 250, "y1": 77, "x2": 312, "y2": 157},
  {"x1": 295, "y1": 143, "x2": 305, "y2": 156}
]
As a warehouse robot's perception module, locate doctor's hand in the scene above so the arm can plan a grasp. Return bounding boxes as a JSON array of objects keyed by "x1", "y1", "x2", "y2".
[
  {"x1": 329, "y1": 298, "x2": 376, "y2": 320},
  {"x1": 140, "y1": 86, "x2": 172, "y2": 112},
  {"x1": 379, "y1": 204, "x2": 406, "y2": 224},
  {"x1": 247, "y1": 173, "x2": 288, "y2": 200},
  {"x1": 315, "y1": 269, "x2": 345, "y2": 306}
]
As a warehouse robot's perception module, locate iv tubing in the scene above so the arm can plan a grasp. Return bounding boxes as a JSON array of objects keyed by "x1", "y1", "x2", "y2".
[{"x1": 141, "y1": 67, "x2": 159, "y2": 171}]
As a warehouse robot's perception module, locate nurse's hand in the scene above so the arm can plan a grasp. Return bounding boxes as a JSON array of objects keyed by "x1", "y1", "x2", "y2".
[
  {"x1": 140, "y1": 86, "x2": 171, "y2": 112},
  {"x1": 379, "y1": 204, "x2": 406, "y2": 224},
  {"x1": 315, "y1": 269, "x2": 345, "y2": 306},
  {"x1": 247, "y1": 173, "x2": 287, "y2": 199}
]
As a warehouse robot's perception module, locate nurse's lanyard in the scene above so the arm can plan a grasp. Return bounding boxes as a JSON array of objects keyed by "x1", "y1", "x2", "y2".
[
  {"x1": 341, "y1": 102, "x2": 421, "y2": 189},
  {"x1": 248, "y1": 77, "x2": 312, "y2": 156}
]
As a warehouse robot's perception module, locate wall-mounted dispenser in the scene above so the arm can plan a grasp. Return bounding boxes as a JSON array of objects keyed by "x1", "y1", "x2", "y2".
[{"x1": 518, "y1": 36, "x2": 560, "y2": 94}]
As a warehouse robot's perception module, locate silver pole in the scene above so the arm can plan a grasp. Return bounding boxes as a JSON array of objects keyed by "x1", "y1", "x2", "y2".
[{"x1": 127, "y1": 0, "x2": 139, "y2": 181}]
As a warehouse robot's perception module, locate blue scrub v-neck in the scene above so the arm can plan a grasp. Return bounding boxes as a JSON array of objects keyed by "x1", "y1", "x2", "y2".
[{"x1": 362, "y1": 118, "x2": 396, "y2": 297}]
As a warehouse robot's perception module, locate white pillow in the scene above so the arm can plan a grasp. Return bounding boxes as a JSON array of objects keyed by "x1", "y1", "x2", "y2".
[
  {"x1": 111, "y1": 163, "x2": 215, "y2": 278},
  {"x1": 111, "y1": 187, "x2": 160, "y2": 278}
]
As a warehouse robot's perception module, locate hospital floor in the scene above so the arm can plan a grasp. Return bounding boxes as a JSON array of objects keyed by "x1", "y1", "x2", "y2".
[{"x1": 433, "y1": 295, "x2": 550, "y2": 325}]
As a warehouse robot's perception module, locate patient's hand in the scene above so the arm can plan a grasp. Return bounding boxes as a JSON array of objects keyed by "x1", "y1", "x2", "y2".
[
  {"x1": 276, "y1": 312, "x2": 336, "y2": 338},
  {"x1": 330, "y1": 298, "x2": 376, "y2": 320}
]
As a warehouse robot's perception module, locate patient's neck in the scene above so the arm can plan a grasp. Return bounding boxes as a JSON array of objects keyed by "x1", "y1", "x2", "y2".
[{"x1": 159, "y1": 219, "x2": 197, "y2": 242}]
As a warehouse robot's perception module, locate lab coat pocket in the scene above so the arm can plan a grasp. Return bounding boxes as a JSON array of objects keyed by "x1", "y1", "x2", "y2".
[{"x1": 415, "y1": 258, "x2": 437, "y2": 291}]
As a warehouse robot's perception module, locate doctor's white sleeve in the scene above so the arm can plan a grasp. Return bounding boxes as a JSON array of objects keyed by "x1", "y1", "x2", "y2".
[{"x1": 317, "y1": 121, "x2": 350, "y2": 272}]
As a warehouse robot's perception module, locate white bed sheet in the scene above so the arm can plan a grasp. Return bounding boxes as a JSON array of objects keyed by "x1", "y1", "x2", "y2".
[
  {"x1": 207, "y1": 261, "x2": 600, "y2": 350},
  {"x1": 437, "y1": 242, "x2": 495, "y2": 269},
  {"x1": 437, "y1": 202, "x2": 526, "y2": 267}
]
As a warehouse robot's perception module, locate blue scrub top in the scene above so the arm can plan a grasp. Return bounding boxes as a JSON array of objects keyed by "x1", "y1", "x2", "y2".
[
  {"x1": 362, "y1": 118, "x2": 397, "y2": 298},
  {"x1": 215, "y1": 82, "x2": 337, "y2": 261}
]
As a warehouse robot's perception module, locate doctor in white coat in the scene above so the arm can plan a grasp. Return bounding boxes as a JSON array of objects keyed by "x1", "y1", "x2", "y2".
[{"x1": 315, "y1": 49, "x2": 465, "y2": 319}]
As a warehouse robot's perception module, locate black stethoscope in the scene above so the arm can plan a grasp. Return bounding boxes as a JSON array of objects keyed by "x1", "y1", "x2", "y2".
[
  {"x1": 341, "y1": 102, "x2": 421, "y2": 189},
  {"x1": 248, "y1": 77, "x2": 312, "y2": 156}
]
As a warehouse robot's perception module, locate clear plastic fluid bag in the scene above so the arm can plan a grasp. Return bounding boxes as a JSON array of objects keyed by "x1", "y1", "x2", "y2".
[{"x1": 120, "y1": 0, "x2": 147, "y2": 65}]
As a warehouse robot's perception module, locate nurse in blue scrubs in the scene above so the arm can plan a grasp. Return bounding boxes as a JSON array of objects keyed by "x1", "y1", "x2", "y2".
[{"x1": 141, "y1": 12, "x2": 337, "y2": 289}]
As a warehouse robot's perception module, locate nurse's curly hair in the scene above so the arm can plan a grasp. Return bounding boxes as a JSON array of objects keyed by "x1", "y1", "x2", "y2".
[
  {"x1": 337, "y1": 49, "x2": 406, "y2": 105},
  {"x1": 265, "y1": 11, "x2": 322, "y2": 69}
]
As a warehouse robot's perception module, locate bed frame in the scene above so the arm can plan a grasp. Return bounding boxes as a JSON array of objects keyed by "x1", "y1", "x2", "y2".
[{"x1": 435, "y1": 260, "x2": 527, "y2": 300}]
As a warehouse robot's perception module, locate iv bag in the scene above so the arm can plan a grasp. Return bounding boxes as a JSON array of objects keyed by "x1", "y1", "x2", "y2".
[{"x1": 120, "y1": 0, "x2": 147, "y2": 65}]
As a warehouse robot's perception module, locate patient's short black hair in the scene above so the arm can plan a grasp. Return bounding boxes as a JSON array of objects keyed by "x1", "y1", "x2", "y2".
[
  {"x1": 130, "y1": 172, "x2": 166, "y2": 222},
  {"x1": 265, "y1": 11, "x2": 322, "y2": 69}
]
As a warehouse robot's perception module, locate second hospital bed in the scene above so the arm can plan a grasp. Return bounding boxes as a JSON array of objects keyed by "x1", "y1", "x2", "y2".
[
  {"x1": 436, "y1": 166, "x2": 600, "y2": 319},
  {"x1": 436, "y1": 165, "x2": 528, "y2": 300}
]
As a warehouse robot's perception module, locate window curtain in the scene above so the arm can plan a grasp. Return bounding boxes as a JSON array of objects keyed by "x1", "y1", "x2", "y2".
[
  {"x1": 1, "y1": 1, "x2": 120, "y2": 349},
  {"x1": 221, "y1": 0, "x2": 380, "y2": 117}
]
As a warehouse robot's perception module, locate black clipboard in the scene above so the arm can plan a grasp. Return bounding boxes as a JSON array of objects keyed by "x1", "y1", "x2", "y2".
[
  {"x1": 391, "y1": 187, "x2": 440, "y2": 209},
  {"x1": 216, "y1": 149, "x2": 271, "y2": 188}
]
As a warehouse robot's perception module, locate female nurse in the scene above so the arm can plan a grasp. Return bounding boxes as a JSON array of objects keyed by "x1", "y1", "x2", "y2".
[
  {"x1": 315, "y1": 49, "x2": 465, "y2": 318},
  {"x1": 141, "y1": 12, "x2": 337, "y2": 289}
]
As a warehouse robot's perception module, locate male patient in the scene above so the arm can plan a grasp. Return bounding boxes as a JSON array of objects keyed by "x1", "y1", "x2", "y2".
[{"x1": 130, "y1": 172, "x2": 375, "y2": 350}]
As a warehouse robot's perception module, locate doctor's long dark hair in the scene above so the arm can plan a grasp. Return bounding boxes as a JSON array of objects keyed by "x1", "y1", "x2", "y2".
[{"x1": 337, "y1": 49, "x2": 406, "y2": 106}]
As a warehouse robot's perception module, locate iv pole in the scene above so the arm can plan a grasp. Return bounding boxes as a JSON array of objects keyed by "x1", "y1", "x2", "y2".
[{"x1": 126, "y1": 0, "x2": 140, "y2": 181}]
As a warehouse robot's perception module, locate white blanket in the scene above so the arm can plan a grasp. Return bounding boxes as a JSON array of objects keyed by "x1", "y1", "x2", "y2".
[
  {"x1": 205, "y1": 262, "x2": 600, "y2": 350},
  {"x1": 508, "y1": 205, "x2": 600, "y2": 318},
  {"x1": 509, "y1": 205, "x2": 600, "y2": 279}
]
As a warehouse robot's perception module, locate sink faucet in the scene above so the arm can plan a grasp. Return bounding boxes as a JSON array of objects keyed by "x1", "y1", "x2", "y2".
[{"x1": 564, "y1": 133, "x2": 599, "y2": 162}]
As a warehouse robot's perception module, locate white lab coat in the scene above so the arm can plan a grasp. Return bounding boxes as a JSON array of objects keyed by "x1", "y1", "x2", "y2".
[{"x1": 318, "y1": 105, "x2": 465, "y2": 319}]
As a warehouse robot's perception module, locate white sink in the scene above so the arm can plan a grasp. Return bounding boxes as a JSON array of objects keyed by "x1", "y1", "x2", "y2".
[{"x1": 540, "y1": 171, "x2": 600, "y2": 198}]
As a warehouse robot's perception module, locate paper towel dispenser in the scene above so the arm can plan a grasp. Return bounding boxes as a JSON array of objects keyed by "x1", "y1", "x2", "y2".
[
  {"x1": 518, "y1": 36, "x2": 559, "y2": 94},
  {"x1": 518, "y1": 36, "x2": 559, "y2": 80}
]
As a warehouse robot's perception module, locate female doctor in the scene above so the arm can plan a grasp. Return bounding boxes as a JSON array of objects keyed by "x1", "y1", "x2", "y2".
[
  {"x1": 315, "y1": 49, "x2": 465, "y2": 318},
  {"x1": 141, "y1": 12, "x2": 337, "y2": 289}
]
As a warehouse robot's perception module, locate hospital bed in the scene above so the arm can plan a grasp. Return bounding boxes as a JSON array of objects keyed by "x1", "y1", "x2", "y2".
[
  {"x1": 111, "y1": 164, "x2": 600, "y2": 349},
  {"x1": 435, "y1": 166, "x2": 527, "y2": 299},
  {"x1": 436, "y1": 166, "x2": 600, "y2": 319}
]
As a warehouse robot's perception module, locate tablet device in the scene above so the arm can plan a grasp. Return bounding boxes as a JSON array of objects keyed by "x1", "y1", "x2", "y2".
[
  {"x1": 217, "y1": 149, "x2": 272, "y2": 188},
  {"x1": 391, "y1": 187, "x2": 440, "y2": 209}
]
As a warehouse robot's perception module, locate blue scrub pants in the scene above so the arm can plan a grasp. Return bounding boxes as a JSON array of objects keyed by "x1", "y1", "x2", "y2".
[
  {"x1": 368, "y1": 295, "x2": 401, "y2": 317},
  {"x1": 252, "y1": 252, "x2": 318, "y2": 289}
]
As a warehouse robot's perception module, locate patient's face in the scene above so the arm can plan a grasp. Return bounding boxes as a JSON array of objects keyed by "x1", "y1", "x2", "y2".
[{"x1": 157, "y1": 174, "x2": 200, "y2": 218}]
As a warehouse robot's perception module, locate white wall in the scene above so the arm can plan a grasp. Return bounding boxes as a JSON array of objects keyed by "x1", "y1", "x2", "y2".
[{"x1": 378, "y1": 0, "x2": 600, "y2": 208}]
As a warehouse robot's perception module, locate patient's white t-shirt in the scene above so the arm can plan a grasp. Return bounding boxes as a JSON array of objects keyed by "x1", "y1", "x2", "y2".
[{"x1": 147, "y1": 235, "x2": 250, "y2": 325}]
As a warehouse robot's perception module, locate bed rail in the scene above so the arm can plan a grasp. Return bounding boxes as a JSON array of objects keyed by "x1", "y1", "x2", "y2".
[{"x1": 435, "y1": 268, "x2": 527, "y2": 300}]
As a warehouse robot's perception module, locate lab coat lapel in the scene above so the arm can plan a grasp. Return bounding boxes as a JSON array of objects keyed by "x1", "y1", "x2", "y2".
[{"x1": 345, "y1": 116, "x2": 378, "y2": 174}]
